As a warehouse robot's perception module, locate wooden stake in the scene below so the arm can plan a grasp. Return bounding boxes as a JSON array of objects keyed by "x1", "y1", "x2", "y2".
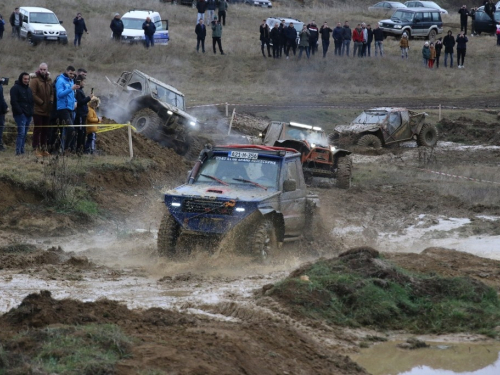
[
  {"x1": 228, "y1": 108, "x2": 236, "y2": 135},
  {"x1": 128, "y1": 123, "x2": 134, "y2": 160}
]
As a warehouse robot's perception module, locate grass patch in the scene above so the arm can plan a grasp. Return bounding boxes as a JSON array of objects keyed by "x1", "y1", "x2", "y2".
[
  {"x1": 1, "y1": 324, "x2": 133, "y2": 375},
  {"x1": 268, "y1": 249, "x2": 500, "y2": 336}
]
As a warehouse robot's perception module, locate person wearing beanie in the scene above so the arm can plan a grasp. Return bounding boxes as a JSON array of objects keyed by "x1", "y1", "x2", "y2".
[
  {"x1": 110, "y1": 13, "x2": 124, "y2": 41},
  {"x1": 422, "y1": 41, "x2": 430, "y2": 67},
  {"x1": 400, "y1": 32, "x2": 409, "y2": 59},
  {"x1": 428, "y1": 42, "x2": 436, "y2": 68},
  {"x1": 211, "y1": 15, "x2": 224, "y2": 55}
]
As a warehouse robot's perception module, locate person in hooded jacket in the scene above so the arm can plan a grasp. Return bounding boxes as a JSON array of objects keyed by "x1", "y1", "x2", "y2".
[
  {"x1": 85, "y1": 97, "x2": 101, "y2": 154},
  {"x1": 400, "y1": 32, "x2": 409, "y2": 59},
  {"x1": 110, "y1": 13, "x2": 124, "y2": 41},
  {"x1": 29, "y1": 62, "x2": 53, "y2": 156},
  {"x1": 307, "y1": 21, "x2": 319, "y2": 56},
  {"x1": 211, "y1": 16, "x2": 224, "y2": 54},
  {"x1": 443, "y1": 30, "x2": 455, "y2": 68},
  {"x1": 10, "y1": 72, "x2": 34, "y2": 155},
  {"x1": 56, "y1": 66, "x2": 78, "y2": 152},
  {"x1": 422, "y1": 41, "x2": 431, "y2": 67},
  {"x1": 434, "y1": 37, "x2": 443, "y2": 68},
  {"x1": 428, "y1": 42, "x2": 436, "y2": 68}
]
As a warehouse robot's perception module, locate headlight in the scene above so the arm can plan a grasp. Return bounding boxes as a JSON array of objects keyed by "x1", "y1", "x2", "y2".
[
  {"x1": 235, "y1": 207, "x2": 245, "y2": 212},
  {"x1": 59, "y1": 31, "x2": 67, "y2": 35},
  {"x1": 330, "y1": 146, "x2": 336, "y2": 152},
  {"x1": 171, "y1": 202, "x2": 181, "y2": 207},
  {"x1": 394, "y1": 25, "x2": 402, "y2": 29},
  {"x1": 167, "y1": 110, "x2": 173, "y2": 115},
  {"x1": 33, "y1": 30, "x2": 43, "y2": 35},
  {"x1": 259, "y1": 132, "x2": 263, "y2": 137},
  {"x1": 189, "y1": 121, "x2": 196, "y2": 126}
]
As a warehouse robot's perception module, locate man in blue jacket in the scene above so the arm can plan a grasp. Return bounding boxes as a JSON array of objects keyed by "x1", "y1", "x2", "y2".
[
  {"x1": 143, "y1": 17, "x2": 156, "y2": 48},
  {"x1": 55, "y1": 66, "x2": 78, "y2": 151}
]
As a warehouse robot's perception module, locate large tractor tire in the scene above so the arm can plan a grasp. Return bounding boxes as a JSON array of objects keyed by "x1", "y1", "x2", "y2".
[
  {"x1": 417, "y1": 124, "x2": 438, "y2": 147},
  {"x1": 336, "y1": 156, "x2": 352, "y2": 189},
  {"x1": 157, "y1": 212, "x2": 181, "y2": 257},
  {"x1": 130, "y1": 108, "x2": 162, "y2": 139},
  {"x1": 250, "y1": 218, "x2": 278, "y2": 263},
  {"x1": 357, "y1": 134, "x2": 382, "y2": 149}
]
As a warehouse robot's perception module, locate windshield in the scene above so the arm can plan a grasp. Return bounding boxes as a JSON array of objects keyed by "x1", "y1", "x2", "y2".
[
  {"x1": 122, "y1": 18, "x2": 146, "y2": 30},
  {"x1": 285, "y1": 127, "x2": 329, "y2": 147},
  {"x1": 30, "y1": 12, "x2": 59, "y2": 24},
  {"x1": 352, "y1": 111, "x2": 389, "y2": 124},
  {"x1": 150, "y1": 83, "x2": 185, "y2": 110},
  {"x1": 195, "y1": 155, "x2": 280, "y2": 189},
  {"x1": 391, "y1": 10, "x2": 414, "y2": 21}
]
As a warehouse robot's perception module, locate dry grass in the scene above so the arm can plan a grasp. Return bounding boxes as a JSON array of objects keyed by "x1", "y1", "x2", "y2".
[{"x1": 0, "y1": 0, "x2": 499, "y2": 115}]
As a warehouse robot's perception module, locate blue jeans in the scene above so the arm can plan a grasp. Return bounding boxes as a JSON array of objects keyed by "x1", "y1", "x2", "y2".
[
  {"x1": 341, "y1": 40, "x2": 350, "y2": 56},
  {"x1": 321, "y1": 39, "x2": 330, "y2": 57},
  {"x1": 14, "y1": 114, "x2": 32, "y2": 155},
  {"x1": 144, "y1": 34, "x2": 154, "y2": 48},
  {"x1": 374, "y1": 41, "x2": 383, "y2": 56},
  {"x1": 85, "y1": 132, "x2": 96, "y2": 154},
  {"x1": 74, "y1": 33, "x2": 83, "y2": 46},
  {"x1": 444, "y1": 52, "x2": 453, "y2": 67},
  {"x1": 298, "y1": 46, "x2": 310, "y2": 59}
]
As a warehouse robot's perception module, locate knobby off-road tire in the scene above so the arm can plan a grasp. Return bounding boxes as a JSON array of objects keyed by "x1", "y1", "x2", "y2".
[
  {"x1": 130, "y1": 108, "x2": 162, "y2": 139},
  {"x1": 358, "y1": 134, "x2": 382, "y2": 149},
  {"x1": 336, "y1": 156, "x2": 352, "y2": 189},
  {"x1": 428, "y1": 29, "x2": 437, "y2": 41},
  {"x1": 250, "y1": 219, "x2": 278, "y2": 263},
  {"x1": 416, "y1": 124, "x2": 438, "y2": 147},
  {"x1": 157, "y1": 212, "x2": 181, "y2": 257}
]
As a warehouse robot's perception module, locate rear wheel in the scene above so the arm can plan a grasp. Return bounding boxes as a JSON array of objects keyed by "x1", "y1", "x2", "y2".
[
  {"x1": 358, "y1": 134, "x2": 382, "y2": 149},
  {"x1": 336, "y1": 156, "x2": 352, "y2": 189},
  {"x1": 130, "y1": 108, "x2": 161, "y2": 139},
  {"x1": 428, "y1": 29, "x2": 437, "y2": 40},
  {"x1": 157, "y1": 212, "x2": 181, "y2": 257},
  {"x1": 250, "y1": 219, "x2": 278, "y2": 263},
  {"x1": 417, "y1": 124, "x2": 438, "y2": 147}
]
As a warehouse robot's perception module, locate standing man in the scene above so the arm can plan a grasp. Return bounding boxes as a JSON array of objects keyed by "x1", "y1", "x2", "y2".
[
  {"x1": 9, "y1": 7, "x2": 22, "y2": 38},
  {"x1": 73, "y1": 13, "x2": 88, "y2": 46},
  {"x1": 211, "y1": 16, "x2": 224, "y2": 55},
  {"x1": 270, "y1": 23, "x2": 281, "y2": 58},
  {"x1": 260, "y1": 20, "x2": 271, "y2": 58},
  {"x1": 217, "y1": 0, "x2": 228, "y2": 27},
  {"x1": 56, "y1": 66, "x2": 78, "y2": 152},
  {"x1": 0, "y1": 14, "x2": 5, "y2": 39},
  {"x1": 307, "y1": 20, "x2": 319, "y2": 56},
  {"x1": 195, "y1": 18, "x2": 206, "y2": 53},
  {"x1": 331, "y1": 22, "x2": 342, "y2": 56},
  {"x1": 458, "y1": 5, "x2": 469, "y2": 37},
  {"x1": 469, "y1": 7, "x2": 477, "y2": 36},
  {"x1": 284, "y1": 22, "x2": 297, "y2": 58},
  {"x1": 196, "y1": 0, "x2": 207, "y2": 24},
  {"x1": 0, "y1": 74, "x2": 8, "y2": 151},
  {"x1": 206, "y1": 0, "x2": 216, "y2": 25},
  {"x1": 142, "y1": 17, "x2": 156, "y2": 48},
  {"x1": 341, "y1": 21, "x2": 351, "y2": 57},
  {"x1": 10, "y1": 72, "x2": 34, "y2": 156},
  {"x1": 443, "y1": 30, "x2": 455, "y2": 68},
  {"x1": 456, "y1": 31, "x2": 468, "y2": 68},
  {"x1": 278, "y1": 19, "x2": 286, "y2": 58},
  {"x1": 366, "y1": 24, "x2": 373, "y2": 57},
  {"x1": 352, "y1": 23, "x2": 363, "y2": 58},
  {"x1": 320, "y1": 22, "x2": 333, "y2": 58},
  {"x1": 373, "y1": 24, "x2": 384, "y2": 57},
  {"x1": 29, "y1": 62, "x2": 53, "y2": 157},
  {"x1": 110, "y1": 13, "x2": 124, "y2": 41}
]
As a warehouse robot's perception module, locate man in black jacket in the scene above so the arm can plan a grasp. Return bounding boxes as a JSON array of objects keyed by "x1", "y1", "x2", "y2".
[
  {"x1": 110, "y1": 13, "x2": 124, "y2": 41},
  {"x1": 320, "y1": 22, "x2": 333, "y2": 58},
  {"x1": 260, "y1": 20, "x2": 271, "y2": 58},
  {"x1": 10, "y1": 72, "x2": 34, "y2": 155},
  {"x1": 284, "y1": 23, "x2": 297, "y2": 58},
  {"x1": 341, "y1": 21, "x2": 352, "y2": 57},
  {"x1": 372, "y1": 24, "x2": 384, "y2": 57},
  {"x1": 9, "y1": 8, "x2": 22, "y2": 38},
  {"x1": 469, "y1": 7, "x2": 477, "y2": 36},
  {"x1": 197, "y1": 0, "x2": 207, "y2": 24},
  {"x1": 143, "y1": 17, "x2": 156, "y2": 48},
  {"x1": 458, "y1": 5, "x2": 469, "y2": 36},
  {"x1": 270, "y1": 23, "x2": 281, "y2": 58},
  {"x1": 73, "y1": 13, "x2": 88, "y2": 46},
  {"x1": 195, "y1": 18, "x2": 206, "y2": 53},
  {"x1": 307, "y1": 21, "x2": 319, "y2": 56},
  {"x1": 0, "y1": 77, "x2": 8, "y2": 151},
  {"x1": 443, "y1": 30, "x2": 455, "y2": 68}
]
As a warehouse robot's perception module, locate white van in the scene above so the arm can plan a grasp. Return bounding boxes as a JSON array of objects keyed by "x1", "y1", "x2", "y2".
[
  {"x1": 119, "y1": 9, "x2": 169, "y2": 45},
  {"x1": 19, "y1": 7, "x2": 68, "y2": 45}
]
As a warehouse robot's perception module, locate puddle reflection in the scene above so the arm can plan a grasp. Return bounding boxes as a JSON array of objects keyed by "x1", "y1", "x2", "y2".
[{"x1": 350, "y1": 342, "x2": 500, "y2": 375}]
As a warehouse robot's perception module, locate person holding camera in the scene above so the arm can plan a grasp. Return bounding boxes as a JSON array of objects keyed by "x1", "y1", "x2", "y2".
[
  {"x1": 211, "y1": 16, "x2": 224, "y2": 55},
  {"x1": 29, "y1": 63, "x2": 53, "y2": 157},
  {"x1": 56, "y1": 66, "x2": 78, "y2": 152},
  {"x1": 10, "y1": 72, "x2": 34, "y2": 156},
  {"x1": 458, "y1": 5, "x2": 469, "y2": 37},
  {"x1": 143, "y1": 17, "x2": 156, "y2": 48},
  {"x1": 0, "y1": 77, "x2": 8, "y2": 151},
  {"x1": 73, "y1": 12, "x2": 89, "y2": 47}
]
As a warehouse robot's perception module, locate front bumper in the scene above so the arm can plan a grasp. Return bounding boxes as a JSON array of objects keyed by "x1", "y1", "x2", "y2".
[{"x1": 31, "y1": 34, "x2": 68, "y2": 44}]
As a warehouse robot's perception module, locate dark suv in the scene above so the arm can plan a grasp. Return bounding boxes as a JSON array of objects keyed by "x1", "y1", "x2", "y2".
[
  {"x1": 379, "y1": 7, "x2": 443, "y2": 39},
  {"x1": 473, "y1": 7, "x2": 500, "y2": 35}
]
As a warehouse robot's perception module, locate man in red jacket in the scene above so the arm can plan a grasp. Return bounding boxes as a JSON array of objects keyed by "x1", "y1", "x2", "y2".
[{"x1": 352, "y1": 23, "x2": 364, "y2": 58}]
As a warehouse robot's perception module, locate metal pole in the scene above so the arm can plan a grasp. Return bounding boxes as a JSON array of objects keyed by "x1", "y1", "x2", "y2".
[
  {"x1": 226, "y1": 102, "x2": 229, "y2": 117},
  {"x1": 438, "y1": 104, "x2": 441, "y2": 121},
  {"x1": 228, "y1": 108, "x2": 236, "y2": 135},
  {"x1": 128, "y1": 123, "x2": 134, "y2": 160}
]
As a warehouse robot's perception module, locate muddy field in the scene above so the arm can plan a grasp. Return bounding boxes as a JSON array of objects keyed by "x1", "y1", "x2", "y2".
[{"x1": 0, "y1": 115, "x2": 500, "y2": 374}]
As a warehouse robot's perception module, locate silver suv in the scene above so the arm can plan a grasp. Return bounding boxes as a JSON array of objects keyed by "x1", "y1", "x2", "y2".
[{"x1": 379, "y1": 7, "x2": 443, "y2": 39}]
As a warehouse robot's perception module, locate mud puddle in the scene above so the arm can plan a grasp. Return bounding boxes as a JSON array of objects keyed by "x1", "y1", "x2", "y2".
[{"x1": 351, "y1": 341, "x2": 500, "y2": 375}]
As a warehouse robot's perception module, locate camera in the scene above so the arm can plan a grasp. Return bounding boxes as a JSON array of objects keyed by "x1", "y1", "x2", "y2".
[{"x1": 0, "y1": 77, "x2": 9, "y2": 86}]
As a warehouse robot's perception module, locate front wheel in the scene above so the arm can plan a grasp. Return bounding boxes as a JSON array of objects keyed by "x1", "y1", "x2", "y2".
[
  {"x1": 27, "y1": 34, "x2": 37, "y2": 46},
  {"x1": 250, "y1": 219, "x2": 278, "y2": 263},
  {"x1": 358, "y1": 134, "x2": 382, "y2": 149},
  {"x1": 157, "y1": 212, "x2": 181, "y2": 257},
  {"x1": 130, "y1": 108, "x2": 162, "y2": 139},
  {"x1": 336, "y1": 156, "x2": 352, "y2": 189},
  {"x1": 428, "y1": 29, "x2": 437, "y2": 40},
  {"x1": 417, "y1": 124, "x2": 438, "y2": 147}
]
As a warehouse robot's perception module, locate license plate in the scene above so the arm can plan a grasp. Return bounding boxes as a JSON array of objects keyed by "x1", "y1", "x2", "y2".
[
  {"x1": 46, "y1": 36, "x2": 58, "y2": 40},
  {"x1": 229, "y1": 151, "x2": 258, "y2": 159}
]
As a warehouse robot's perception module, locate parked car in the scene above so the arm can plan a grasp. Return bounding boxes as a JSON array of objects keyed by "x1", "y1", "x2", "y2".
[
  {"x1": 19, "y1": 7, "x2": 68, "y2": 45},
  {"x1": 246, "y1": 0, "x2": 272, "y2": 7},
  {"x1": 119, "y1": 9, "x2": 169, "y2": 45},
  {"x1": 378, "y1": 7, "x2": 443, "y2": 39},
  {"x1": 404, "y1": 1, "x2": 448, "y2": 14},
  {"x1": 368, "y1": 2, "x2": 407, "y2": 15},
  {"x1": 473, "y1": 6, "x2": 500, "y2": 34}
]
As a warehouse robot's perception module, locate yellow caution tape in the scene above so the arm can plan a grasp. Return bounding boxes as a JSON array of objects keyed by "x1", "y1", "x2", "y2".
[{"x1": 2, "y1": 123, "x2": 137, "y2": 134}]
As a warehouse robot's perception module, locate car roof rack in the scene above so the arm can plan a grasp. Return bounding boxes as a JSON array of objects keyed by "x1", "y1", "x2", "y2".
[
  {"x1": 128, "y1": 9, "x2": 156, "y2": 13},
  {"x1": 216, "y1": 144, "x2": 299, "y2": 154}
]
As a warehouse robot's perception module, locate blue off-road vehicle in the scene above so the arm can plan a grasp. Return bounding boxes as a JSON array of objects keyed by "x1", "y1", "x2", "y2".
[{"x1": 158, "y1": 144, "x2": 319, "y2": 261}]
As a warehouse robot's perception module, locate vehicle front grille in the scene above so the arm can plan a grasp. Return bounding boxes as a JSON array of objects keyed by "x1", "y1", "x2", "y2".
[{"x1": 182, "y1": 199, "x2": 234, "y2": 215}]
